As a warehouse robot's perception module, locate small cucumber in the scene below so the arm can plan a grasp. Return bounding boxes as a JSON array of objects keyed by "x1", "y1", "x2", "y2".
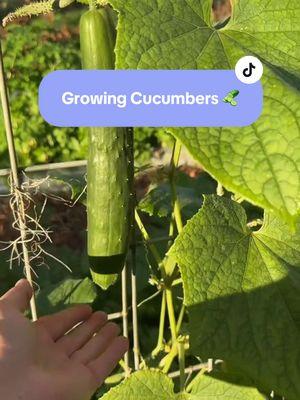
[
  {"x1": 80, "y1": 7, "x2": 133, "y2": 289},
  {"x1": 80, "y1": 8, "x2": 114, "y2": 70}
]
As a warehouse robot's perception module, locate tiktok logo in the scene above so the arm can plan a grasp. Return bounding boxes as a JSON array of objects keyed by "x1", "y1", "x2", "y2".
[
  {"x1": 235, "y1": 56, "x2": 263, "y2": 84},
  {"x1": 243, "y1": 62, "x2": 256, "y2": 78}
]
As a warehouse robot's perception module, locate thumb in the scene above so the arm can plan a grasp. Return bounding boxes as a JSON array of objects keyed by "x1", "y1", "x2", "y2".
[{"x1": 0, "y1": 279, "x2": 33, "y2": 313}]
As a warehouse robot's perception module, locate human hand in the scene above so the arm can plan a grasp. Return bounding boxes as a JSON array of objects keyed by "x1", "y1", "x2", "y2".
[{"x1": 0, "y1": 279, "x2": 128, "y2": 400}]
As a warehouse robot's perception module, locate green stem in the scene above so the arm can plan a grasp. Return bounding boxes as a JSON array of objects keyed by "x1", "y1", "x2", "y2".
[
  {"x1": 162, "y1": 344, "x2": 178, "y2": 373},
  {"x1": 172, "y1": 278, "x2": 182, "y2": 287},
  {"x1": 173, "y1": 199, "x2": 183, "y2": 233},
  {"x1": 135, "y1": 209, "x2": 163, "y2": 270},
  {"x1": 166, "y1": 287, "x2": 177, "y2": 344},
  {"x1": 135, "y1": 208, "x2": 179, "y2": 371},
  {"x1": 89, "y1": 0, "x2": 96, "y2": 10},
  {"x1": 168, "y1": 214, "x2": 175, "y2": 249},
  {"x1": 135, "y1": 235, "x2": 174, "y2": 246},
  {"x1": 152, "y1": 290, "x2": 166, "y2": 357},
  {"x1": 176, "y1": 304, "x2": 186, "y2": 335},
  {"x1": 105, "y1": 371, "x2": 125, "y2": 385},
  {"x1": 178, "y1": 340, "x2": 186, "y2": 392},
  {"x1": 171, "y1": 138, "x2": 182, "y2": 167},
  {"x1": 169, "y1": 139, "x2": 183, "y2": 234},
  {"x1": 185, "y1": 367, "x2": 207, "y2": 393}
]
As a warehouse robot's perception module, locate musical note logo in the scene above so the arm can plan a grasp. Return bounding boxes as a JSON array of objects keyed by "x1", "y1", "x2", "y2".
[
  {"x1": 235, "y1": 56, "x2": 263, "y2": 84},
  {"x1": 243, "y1": 63, "x2": 256, "y2": 78}
]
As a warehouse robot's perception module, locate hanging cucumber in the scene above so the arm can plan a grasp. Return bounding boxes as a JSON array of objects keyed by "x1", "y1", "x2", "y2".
[{"x1": 80, "y1": 4, "x2": 133, "y2": 290}]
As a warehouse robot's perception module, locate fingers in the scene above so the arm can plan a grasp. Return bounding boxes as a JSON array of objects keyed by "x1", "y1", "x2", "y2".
[
  {"x1": 0, "y1": 279, "x2": 33, "y2": 312},
  {"x1": 87, "y1": 336, "x2": 129, "y2": 384},
  {"x1": 71, "y1": 322, "x2": 120, "y2": 364},
  {"x1": 38, "y1": 305, "x2": 92, "y2": 341},
  {"x1": 56, "y1": 311, "x2": 107, "y2": 356}
]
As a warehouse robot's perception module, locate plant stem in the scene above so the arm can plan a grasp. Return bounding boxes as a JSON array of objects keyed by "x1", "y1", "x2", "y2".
[
  {"x1": 172, "y1": 278, "x2": 182, "y2": 287},
  {"x1": 173, "y1": 200, "x2": 183, "y2": 233},
  {"x1": 176, "y1": 304, "x2": 185, "y2": 335},
  {"x1": 106, "y1": 362, "x2": 207, "y2": 385},
  {"x1": 121, "y1": 265, "x2": 130, "y2": 375},
  {"x1": 137, "y1": 289, "x2": 161, "y2": 308},
  {"x1": 185, "y1": 367, "x2": 207, "y2": 393},
  {"x1": 152, "y1": 290, "x2": 166, "y2": 357},
  {"x1": 134, "y1": 235, "x2": 174, "y2": 246},
  {"x1": 171, "y1": 138, "x2": 182, "y2": 170},
  {"x1": 166, "y1": 287, "x2": 177, "y2": 344},
  {"x1": 168, "y1": 215, "x2": 175, "y2": 249},
  {"x1": 160, "y1": 304, "x2": 186, "y2": 374},
  {"x1": 131, "y1": 244, "x2": 140, "y2": 370},
  {"x1": 89, "y1": 0, "x2": 96, "y2": 10},
  {"x1": 162, "y1": 343, "x2": 178, "y2": 373},
  {"x1": 135, "y1": 208, "x2": 180, "y2": 372},
  {"x1": 169, "y1": 139, "x2": 183, "y2": 233},
  {"x1": 105, "y1": 371, "x2": 125, "y2": 385},
  {"x1": 168, "y1": 362, "x2": 206, "y2": 379},
  {"x1": 134, "y1": 209, "x2": 163, "y2": 269},
  {"x1": 178, "y1": 340, "x2": 186, "y2": 392}
]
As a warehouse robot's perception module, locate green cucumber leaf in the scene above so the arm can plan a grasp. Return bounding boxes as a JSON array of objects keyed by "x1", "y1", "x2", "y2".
[
  {"x1": 36, "y1": 277, "x2": 97, "y2": 315},
  {"x1": 139, "y1": 183, "x2": 179, "y2": 217},
  {"x1": 139, "y1": 183, "x2": 201, "y2": 219},
  {"x1": 171, "y1": 62, "x2": 300, "y2": 226},
  {"x1": 190, "y1": 372, "x2": 267, "y2": 399},
  {"x1": 138, "y1": 171, "x2": 216, "y2": 219},
  {"x1": 101, "y1": 370, "x2": 175, "y2": 400},
  {"x1": 170, "y1": 195, "x2": 300, "y2": 399},
  {"x1": 100, "y1": 369, "x2": 265, "y2": 399},
  {"x1": 110, "y1": 0, "x2": 300, "y2": 223},
  {"x1": 228, "y1": 0, "x2": 299, "y2": 77}
]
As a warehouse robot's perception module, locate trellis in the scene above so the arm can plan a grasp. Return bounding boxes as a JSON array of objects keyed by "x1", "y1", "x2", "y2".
[{"x1": 0, "y1": 37, "x2": 208, "y2": 384}]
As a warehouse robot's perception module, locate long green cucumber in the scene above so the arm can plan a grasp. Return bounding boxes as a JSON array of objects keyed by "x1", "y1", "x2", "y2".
[{"x1": 80, "y1": 7, "x2": 133, "y2": 289}]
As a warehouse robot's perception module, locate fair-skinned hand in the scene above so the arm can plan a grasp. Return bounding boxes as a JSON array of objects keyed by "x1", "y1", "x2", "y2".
[{"x1": 0, "y1": 279, "x2": 128, "y2": 400}]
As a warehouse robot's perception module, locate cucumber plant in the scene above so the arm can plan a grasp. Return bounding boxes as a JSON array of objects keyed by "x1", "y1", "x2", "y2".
[{"x1": 2, "y1": 1, "x2": 300, "y2": 400}]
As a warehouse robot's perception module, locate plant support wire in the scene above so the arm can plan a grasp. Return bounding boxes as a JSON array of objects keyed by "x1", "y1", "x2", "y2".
[
  {"x1": 122, "y1": 264, "x2": 130, "y2": 374},
  {"x1": 131, "y1": 240, "x2": 140, "y2": 370},
  {"x1": 0, "y1": 40, "x2": 38, "y2": 320}
]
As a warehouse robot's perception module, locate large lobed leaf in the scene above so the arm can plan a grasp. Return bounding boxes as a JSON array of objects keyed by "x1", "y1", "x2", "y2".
[
  {"x1": 110, "y1": 0, "x2": 300, "y2": 224},
  {"x1": 101, "y1": 370, "x2": 266, "y2": 399},
  {"x1": 138, "y1": 171, "x2": 217, "y2": 220},
  {"x1": 170, "y1": 195, "x2": 300, "y2": 399},
  {"x1": 36, "y1": 277, "x2": 97, "y2": 315}
]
